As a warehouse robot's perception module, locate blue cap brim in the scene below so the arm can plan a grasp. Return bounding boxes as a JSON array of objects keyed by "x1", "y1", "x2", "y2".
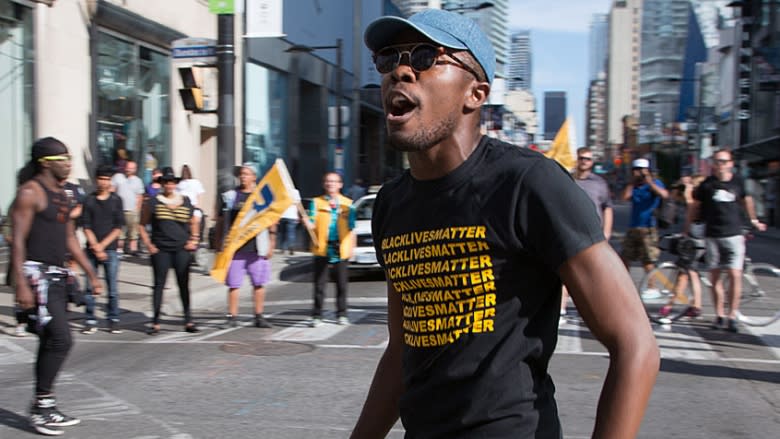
[{"x1": 364, "y1": 16, "x2": 468, "y2": 53}]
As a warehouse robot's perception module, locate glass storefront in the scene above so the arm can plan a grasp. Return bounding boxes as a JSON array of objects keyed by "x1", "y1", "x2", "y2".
[
  {"x1": 245, "y1": 62, "x2": 288, "y2": 175},
  {"x1": 96, "y1": 31, "x2": 170, "y2": 184},
  {"x1": 0, "y1": 0, "x2": 33, "y2": 210}
]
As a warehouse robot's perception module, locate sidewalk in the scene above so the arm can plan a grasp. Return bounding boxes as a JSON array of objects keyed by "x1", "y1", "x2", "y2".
[{"x1": 0, "y1": 250, "x2": 314, "y2": 335}]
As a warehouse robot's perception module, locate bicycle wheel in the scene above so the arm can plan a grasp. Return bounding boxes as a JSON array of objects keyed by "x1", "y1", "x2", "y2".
[
  {"x1": 638, "y1": 262, "x2": 694, "y2": 324},
  {"x1": 736, "y1": 263, "x2": 780, "y2": 327}
]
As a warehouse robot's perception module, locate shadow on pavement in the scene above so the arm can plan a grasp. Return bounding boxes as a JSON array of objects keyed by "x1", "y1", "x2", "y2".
[
  {"x1": 0, "y1": 407, "x2": 33, "y2": 436},
  {"x1": 660, "y1": 357, "x2": 780, "y2": 384}
]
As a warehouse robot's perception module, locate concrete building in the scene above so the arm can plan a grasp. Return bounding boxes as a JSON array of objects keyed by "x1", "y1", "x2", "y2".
[
  {"x1": 543, "y1": 91, "x2": 567, "y2": 140},
  {"x1": 607, "y1": 0, "x2": 643, "y2": 147},
  {"x1": 508, "y1": 30, "x2": 531, "y2": 90},
  {"x1": 586, "y1": 72, "x2": 608, "y2": 160},
  {"x1": 503, "y1": 89, "x2": 539, "y2": 144}
]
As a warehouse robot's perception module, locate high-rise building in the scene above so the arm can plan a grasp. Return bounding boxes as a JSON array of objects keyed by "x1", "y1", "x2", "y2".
[
  {"x1": 544, "y1": 91, "x2": 567, "y2": 140},
  {"x1": 586, "y1": 72, "x2": 608, "y2": 158},
  {"x1": 508, "y1": 30, "x2": 531, "y2": 90},
  {"x1": 589, "y1": 13, "x2": 609, "y2": 81},
  {"x1": 607, "y1": 0, "x2": 643, "y2": 147}
]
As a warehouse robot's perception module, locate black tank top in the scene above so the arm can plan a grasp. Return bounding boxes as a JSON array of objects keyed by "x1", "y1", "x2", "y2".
[{"x1": 26, "y1": 179, "x2": 71, "y2": 266}]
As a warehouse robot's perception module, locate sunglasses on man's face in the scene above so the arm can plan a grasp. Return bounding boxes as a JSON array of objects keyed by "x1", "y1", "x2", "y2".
[
  {"x1": 373, "y1": 43, "x2": 481, "y2": 80},
  {"x1": 713, "y1": 158, "x2": 731, "y2": 164},
  {"x1": 577, "y1": 156, "x2": 593, "y2": 162}
]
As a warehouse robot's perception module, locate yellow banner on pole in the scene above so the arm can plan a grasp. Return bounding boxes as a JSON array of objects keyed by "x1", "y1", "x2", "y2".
[
  {"x1": 544, "y1": 117, "x2": 576, "y2": 171},
  {"x1": 210, "y1": 159, "x2": 296, "y2": 283}
]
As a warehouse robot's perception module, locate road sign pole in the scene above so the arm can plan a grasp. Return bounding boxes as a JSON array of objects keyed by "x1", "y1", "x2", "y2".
[{"x1": 217, "y1": 13, "x2": 236, "y2": 196}]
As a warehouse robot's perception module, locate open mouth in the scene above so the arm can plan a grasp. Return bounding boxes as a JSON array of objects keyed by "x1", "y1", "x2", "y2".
[{"x1": 386, "y1": 92, "x2": 418, "y2": 121}]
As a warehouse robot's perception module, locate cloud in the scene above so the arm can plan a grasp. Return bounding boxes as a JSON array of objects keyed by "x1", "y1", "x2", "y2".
[{"x1": 508, "y1": 0, "x2": 612, "y2": 33}]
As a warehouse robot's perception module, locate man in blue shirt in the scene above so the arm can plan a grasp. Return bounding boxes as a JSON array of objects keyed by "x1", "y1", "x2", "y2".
[{"x1": 620, "y1": 158, "x2": 669, "y2": 290}]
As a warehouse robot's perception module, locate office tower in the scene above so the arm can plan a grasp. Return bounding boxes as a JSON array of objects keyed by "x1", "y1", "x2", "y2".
[
  {"x1": 586, "y1": 72, "x2": 608, "y2": 157},
  {"x1": 607, "y1": 0, "x2": 643, "y2": 147},
  {"x1": 508, "y1": 30, "x2": 531, "y2": 90},
  {"x1": 544, "y1": 91, "x2": 567, "y2": 140},
  {"x1": 589, "y1": 13, "x2": 609, "y2": 81}
]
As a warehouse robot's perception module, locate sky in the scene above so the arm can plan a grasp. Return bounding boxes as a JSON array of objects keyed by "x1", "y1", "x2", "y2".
[{"x1": 507, "y1": 0, "x2": 613, "y2": 144}]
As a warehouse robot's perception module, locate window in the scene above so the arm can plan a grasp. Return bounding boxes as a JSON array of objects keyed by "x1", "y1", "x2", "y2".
[
  {"x1": 95, "y1": 31, "x2": 170, "y2": 184},
  {"x1": 245, "y1": 63, "x2": 288, "y2": 175}
]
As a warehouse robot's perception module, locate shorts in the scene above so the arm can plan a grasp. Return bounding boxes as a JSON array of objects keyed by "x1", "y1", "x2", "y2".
[
  {"x1": 705, "y1": 235, "x2": 745, "y2": 270},
  {"x1": 122, "y1": 211, "x2": 139, "y2": 240},
  {"x1": 225, "y1": 252, "x2": 271, "y2": 288},
  {"x1": 620, "y1": 227, "x2": 660, "y2": 265}
]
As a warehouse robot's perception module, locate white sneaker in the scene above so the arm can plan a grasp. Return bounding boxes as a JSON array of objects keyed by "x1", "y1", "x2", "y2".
[
  {"x1": 309, "y1": 318, "x2": 323, "y2": 328},
  {"x1": 15, "y1": 325, "x2": 27, "y2": 337},
  {"x1": 337, "y1": 316, "x2": 349, "y2": 325},
  {"x1": 641, "y1": 288, "x2": 661, "y2": 300}
]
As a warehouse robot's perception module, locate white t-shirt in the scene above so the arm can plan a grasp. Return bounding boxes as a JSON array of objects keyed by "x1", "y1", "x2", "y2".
[
  {"x1": 281, "y1": 189, "x2": 301, "y2": 220},
  {"x1": 177, "y1": 179, "x2": 206, "y2": 207},
  {"x1": 111, "y1": 173, "x2": 145, "y2": 211}
]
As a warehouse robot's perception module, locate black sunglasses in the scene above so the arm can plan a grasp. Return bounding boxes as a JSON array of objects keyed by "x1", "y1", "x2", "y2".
[
  {"x1": 373, "y1": 43, "x2": 481, "y2": 80},
  {"x1": 577, "y1": 156, "x2": 593, "y2": 161}
]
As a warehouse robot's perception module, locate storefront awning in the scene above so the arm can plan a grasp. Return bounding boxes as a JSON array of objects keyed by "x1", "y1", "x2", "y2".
[{"x1": 734, "y1": 135, "x2": 780, "y2": 162}]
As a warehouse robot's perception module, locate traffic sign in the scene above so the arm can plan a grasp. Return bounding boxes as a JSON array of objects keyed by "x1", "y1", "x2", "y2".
[{"x1": 172, "y1": 38, "x2": 217, "y2": 65}]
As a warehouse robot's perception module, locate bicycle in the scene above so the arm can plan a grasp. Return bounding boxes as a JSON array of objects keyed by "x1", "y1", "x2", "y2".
[{"x1": 638, "y1": 233, "x2": 780, "y2": 326}]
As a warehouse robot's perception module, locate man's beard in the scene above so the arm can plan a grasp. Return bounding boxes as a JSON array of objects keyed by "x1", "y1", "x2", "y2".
[{"x1": 387, "y1": 112, "x2": 458, "y2": 152}]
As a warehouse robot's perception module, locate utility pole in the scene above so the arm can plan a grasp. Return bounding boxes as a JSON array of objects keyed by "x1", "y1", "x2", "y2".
[{"x1": 217, "y1": 13, "x2": 236, "y2": 195}]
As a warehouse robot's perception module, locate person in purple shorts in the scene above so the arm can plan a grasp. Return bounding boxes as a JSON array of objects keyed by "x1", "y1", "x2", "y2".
[{"x1": 215, "y1": 162, "x2": 276, "y2": 329}]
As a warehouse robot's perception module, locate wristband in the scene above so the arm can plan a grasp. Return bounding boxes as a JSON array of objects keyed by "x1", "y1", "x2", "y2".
[{"x1": 751, "y1": 219, "x2": 759, "y2": 224}]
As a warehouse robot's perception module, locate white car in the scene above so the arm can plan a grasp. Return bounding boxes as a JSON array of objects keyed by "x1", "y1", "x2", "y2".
[{"x1": 349, "y1": 193, "x2": 382, "y2": 271}]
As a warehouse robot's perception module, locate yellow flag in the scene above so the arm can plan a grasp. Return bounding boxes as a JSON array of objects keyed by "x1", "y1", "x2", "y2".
[
  {"x1": 210, "y1": 159, "x2": 296, "y2": 283},
  {"x1": 544, "y1": 118, "x2": 576, "y2": 170}
]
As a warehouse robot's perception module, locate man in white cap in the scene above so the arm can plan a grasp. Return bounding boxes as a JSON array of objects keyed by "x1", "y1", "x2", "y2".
[
  {"x1": 352, "y1": 8, "x2": 659, "y2": 439},
  {"x1": 620, "y1": 158, "x2": 669, "y2": 288}
]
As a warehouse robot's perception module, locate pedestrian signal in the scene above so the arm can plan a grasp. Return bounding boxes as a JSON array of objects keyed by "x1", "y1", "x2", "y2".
[{"x1": 178, "y1": 67, "x2": 204, "y2": 112}]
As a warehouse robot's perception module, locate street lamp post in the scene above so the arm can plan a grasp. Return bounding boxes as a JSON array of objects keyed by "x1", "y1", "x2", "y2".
[{"x1": 287, "y1": 38, "x2": 344, "y2": 174}]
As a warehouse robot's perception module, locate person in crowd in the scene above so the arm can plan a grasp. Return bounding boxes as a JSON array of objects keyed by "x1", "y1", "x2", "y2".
[
  {"x1": 686, "y1": 148, "x2": 767, "y2": 332},
  {"x1": 302, "y1": 172, "x2": 355, "y2": 327},
  {"x1": 351, "y1": 9, "x2": 659, "y2": 438},
  {"x1": 145, "y1": 168, "x2": 163, "y2": 198},
  {"x1": 214, "y1": 163, "x2": 276, "y2": 329},
  {"x1": 81, "y1": 165, "x2": 125, "y2": 334},
  {"x1": 620, "y1": 158, "x2": 669, "y2": 294},
  {"x1": 111, "y1": 160, "x2": 144, "y2": 256},
  {"x1": 2, "y1": 204, "x2": 28, "y2": 338},
  {"x1": 11, "y1": 137, "x2": 103, "y2": 435},
  {"x1": 137, "y1": 167, "x2": 200, "y2": 335},
  {"x1": 279, "y1": 188, "x2": 301, "y2": 255},
  {"x1": 560, "y1": 146, "x2": 613, "y2": 323},
  {"x1": 177, "y1": 164, "x2": 206, "y2": 249},
  {"x1": 347, "y1": 177, "x2": 367, "y2": 201}
]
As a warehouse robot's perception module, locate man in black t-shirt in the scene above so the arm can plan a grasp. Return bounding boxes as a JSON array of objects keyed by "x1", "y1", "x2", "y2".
[
  {"x1": 351, "y1": 9, "x2": 660, "y2": 439},
  {"x1": 687, "y1": 148, "x2": 766, "y2": 333},
  {"x1": 81, "y1": 165, "x2": 125, "y2": 334}
]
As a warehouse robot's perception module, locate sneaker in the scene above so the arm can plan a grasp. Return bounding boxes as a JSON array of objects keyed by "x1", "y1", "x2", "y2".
[
  {"x1": 15, "y1": 324, "x2": 27, "y2": 337},
  {"x1": 726, "y1": 318, "x2": 739, "y2": 333},
  {"x1": 658, "y1": 305, "x2": 672, "y2": 317},
  {"x1": 710, "y1": 316, "x2": 725, "y2": 330},
  {"x1": 81, "y1": 325, "x2": 97, "y2": 335},
  {"x1": 641, "y1": 288, "x2": 661, "y2": 300},
  {"x1": 218, "y1": 315, "x2": 238, "y2": 330},
  {"x1": 683, "y1": 307, "x2": 701, "y2": 318},
  {"x1": 109, "y1": 322, "x2": 122, "y2": 334},
  {"x1": 310, "y1": 317, "x2": 323, "y2": 328},
  {"x1": 30, "y1": 397, "x2": 80, "y2": 434},
  {"x1": 30, "y1": 413, "x2": 64, "y2": 436},
  {"x1": 255, "y1": 314, "x2": 273, "y2": 328},
  {"x1": 337, "y1": 316, "x2": 349, "y2": 325}
]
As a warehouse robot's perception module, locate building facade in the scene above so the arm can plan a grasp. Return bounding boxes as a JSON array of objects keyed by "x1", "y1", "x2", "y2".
[
  {"x1": 508, "y1": 30, "x2": 531, "y2": 90},
  {"x1": 543, "y1": 91, "x2": 567, "y2": 140},
  {"x1": 607, "y1": 0, "x2": 642, "y2": 147},
  {"x1": 589, "y1": 13, "x2": 609, "y2": 81}
]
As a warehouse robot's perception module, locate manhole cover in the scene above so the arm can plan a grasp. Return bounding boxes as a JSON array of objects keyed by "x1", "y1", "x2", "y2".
[{"x1": 220, "y1": 341, "x2": 314, "y2": 356}]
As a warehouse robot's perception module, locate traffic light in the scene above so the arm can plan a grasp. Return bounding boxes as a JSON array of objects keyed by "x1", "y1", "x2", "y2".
[{"x1": 178, "y1": 67, "x2": 204, "y2": 112}]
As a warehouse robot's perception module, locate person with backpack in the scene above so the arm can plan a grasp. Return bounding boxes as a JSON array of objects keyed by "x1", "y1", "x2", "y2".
[{"x1": 620, "y1": 158, "x2": 669, "y2": 295}]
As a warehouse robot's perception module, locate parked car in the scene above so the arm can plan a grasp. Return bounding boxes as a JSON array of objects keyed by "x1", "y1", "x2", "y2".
[{"x1": 349, "y1": 193, "x2": 382, "y2": 272}]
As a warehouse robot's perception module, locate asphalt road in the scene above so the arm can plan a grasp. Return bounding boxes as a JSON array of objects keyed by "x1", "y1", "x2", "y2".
[{"x1": 0, "y1": 202, "x2": 778, "y2": 438}]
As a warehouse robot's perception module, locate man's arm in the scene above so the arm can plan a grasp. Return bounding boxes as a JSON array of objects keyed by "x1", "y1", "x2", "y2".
[
  {"x1": 621, "y1": 183, "x2": 634, "y2": 202},
  {"x1": 351, "y1": 279, "x2": 404, "y2": 438},
  {"x1": 741, "y1": 195, "x2": 767, "y2": 231},
  {"x1": 683, "y1": 199, "x2": 701, "y2": 236},
  {"x1": 644, "y1": 171, "x2": 669, "y2": 199},
  {"x1": 602, "y1": 207, "x2": 613, "y2": 241},
  {"x1": 560, "y1": 242, "x2": 660, "y2": 439},
  {"x1": 137, "y1": 200, "x2": 157, "y2": 254},
  {"x1": 66, "y1": 217, "x2": 103, "y2": 295},
  {"x1": 11, "y1": 185, "x2": 39, "y2": 309}
]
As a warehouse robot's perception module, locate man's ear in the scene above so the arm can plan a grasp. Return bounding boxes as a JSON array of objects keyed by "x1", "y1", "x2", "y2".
[{"x1": 464, "y1": 82, "x2": 490, "y2": 111}]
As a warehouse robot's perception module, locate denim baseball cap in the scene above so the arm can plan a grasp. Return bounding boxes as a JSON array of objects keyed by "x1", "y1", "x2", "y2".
[{"x1": 364, "y1": 9, "x2": 495, "y2": 84}]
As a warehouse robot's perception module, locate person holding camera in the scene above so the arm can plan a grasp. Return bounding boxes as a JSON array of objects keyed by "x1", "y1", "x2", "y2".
[{"x1": 620, "y1": 158, "x2": 669, "y2": 293}]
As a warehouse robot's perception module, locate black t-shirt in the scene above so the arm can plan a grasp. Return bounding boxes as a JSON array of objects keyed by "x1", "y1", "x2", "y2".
[
  {"x1": 694, "y1": 175, "x2": 746, "y2": 237},
  {"x1": 147, "y1": 195, "x2": 194, "y2": 251},
  {"x1": 81, "y1": 193, "x2": 125, "y2": 251},
  {"x1": 372, "y1": 136, "x2": 604, "y2": 438}
]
